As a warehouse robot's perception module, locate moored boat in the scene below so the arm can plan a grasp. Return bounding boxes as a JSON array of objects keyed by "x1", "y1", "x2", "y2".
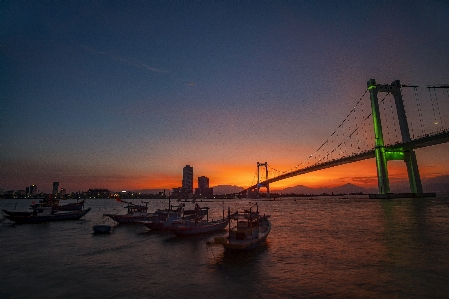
[
  {"x1": 30, "y1": 198, "x2": 85, "y2": 211},
  {"x1": 4, "y1": 207, "x2": 91, "y2": 224},
  {"x1": 139, "y1": 202, "x2": 192, "y2": 231},
  {"x1": 211, "y1": 203, "x2": 271, "y2": 250},
  {"x1": 172, "y1": 204, "x2": 228, "y2": 236},
  {"x1": 103, "y1": 199, "x2": 155, "y2": 224}
]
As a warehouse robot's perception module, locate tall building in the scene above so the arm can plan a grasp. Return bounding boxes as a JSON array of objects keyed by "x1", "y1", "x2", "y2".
[
  {"x1": 196, "y1": 176, "x2": 213, "y2": 198},
  {"x1": 52, "y1": 182, "x2": 59, "y2": 196},
  {"x1": 198, "y1": 176, "x2": 209, "y2": 190},
  {"x1": 182, "y1": 165, "x2": 194, "y2": 196},
  {"x1": 30, "y1": 184, "x2": 37, "y2": 196}
]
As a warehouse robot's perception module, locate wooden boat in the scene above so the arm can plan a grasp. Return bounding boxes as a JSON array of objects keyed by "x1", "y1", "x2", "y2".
[
  {"x1": 103, "y1": 199, "x2": 155, "y2": 224},
  {"x1": 30, "y1": 199, "x2": 85, "y2": 211},
  {"x1": 140, "y1": 202, "x2": 204, "y2": 231},
  {"x1": 211, "y1": 203, "x2": 271, "y2": 250},
  {"x1": 5, "y1": 207, "x2": 91, "y2": 224},
  {"x1": 139, "y1": 202, "x2": 191, "y2": 231},
  {"x1": 54, "y1": 199, "x2": 85, "y2": 211},
  {"x1": 3, "y1": 199, "x2": 85, "y2": 217},
  {"x1": 172, "y1": 204, "x2": 228, "y2": 236}
]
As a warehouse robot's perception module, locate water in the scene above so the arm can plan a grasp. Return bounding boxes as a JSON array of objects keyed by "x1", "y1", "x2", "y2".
[{"x1": 1, "y1": 196, "x2": 449, "y2": 299}]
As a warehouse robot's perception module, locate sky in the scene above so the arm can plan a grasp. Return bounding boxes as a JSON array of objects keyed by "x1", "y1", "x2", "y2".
[{"x1": 1, "y1": 1, "x2": 449, "y2": 194}]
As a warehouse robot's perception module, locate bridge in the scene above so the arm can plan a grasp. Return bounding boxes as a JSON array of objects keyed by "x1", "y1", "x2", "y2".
[{"x1": 242, "y1": 79, "x2": 449, "y2": 198}]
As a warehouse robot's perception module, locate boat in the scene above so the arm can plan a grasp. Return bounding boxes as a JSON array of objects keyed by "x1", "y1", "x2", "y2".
[
  {"x1": 3, "y1": 199, "x2": 85, "y2": 217},
  {"x1": 93, "y1": 224, "x2": 113, "y2": 234},
  {"x1": 140, "y1": 201, "x2": 202, "y2": 231},
  {"x1": 30, "y1": 198, "x2": 85, "y2": 211},
  {"x1": 54, "y1": 199, "x2": 85, "y2": 211},
  {"x1": 210, "y1": 203, "x2": 271, "y2": 250},
  {"x1": 4, "y1": 207, "x2": 91, "y2": 224},
  {"x1": 139, "y1": 202, "x2": 190, "y2": 231},
  {"x1": 103, "y1": 199, "x2": 155, "y2": 224},
  {"x1": 172, "y1": 204, "x2": 228, "y2": 236}
]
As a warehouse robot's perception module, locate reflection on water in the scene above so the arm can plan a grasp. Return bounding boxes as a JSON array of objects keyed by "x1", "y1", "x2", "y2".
[{"x1": 1, "y1": 196, "x2": 449, "y2": 298}]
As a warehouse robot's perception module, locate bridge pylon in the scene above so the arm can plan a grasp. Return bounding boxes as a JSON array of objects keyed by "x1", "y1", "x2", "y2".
[
  {"x1": 367, "y1": 79, "x2": 423, "y2": 195},
  {"x1": 256, "y1": 162, "x2": 270, "y2": 198}
]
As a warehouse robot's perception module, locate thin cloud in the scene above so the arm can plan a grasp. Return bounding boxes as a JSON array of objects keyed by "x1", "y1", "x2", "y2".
[{"x1": 79, "y1": 43, "x2": 168, "y2": 74}]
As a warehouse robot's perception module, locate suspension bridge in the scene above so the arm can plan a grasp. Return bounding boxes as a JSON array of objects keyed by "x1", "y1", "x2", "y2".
[{"x1": 241, "y1": 79, "x2": 449, "y2": 198}]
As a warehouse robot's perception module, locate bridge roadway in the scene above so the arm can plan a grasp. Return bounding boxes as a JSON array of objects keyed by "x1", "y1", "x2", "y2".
[{"x1": 245, "y1": 130, "x2": 449, "y2": 192}]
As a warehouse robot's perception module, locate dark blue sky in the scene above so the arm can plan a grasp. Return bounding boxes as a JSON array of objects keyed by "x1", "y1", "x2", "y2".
[{"x1": 2, "y1": 1, "x2": 449, "y2": 192}]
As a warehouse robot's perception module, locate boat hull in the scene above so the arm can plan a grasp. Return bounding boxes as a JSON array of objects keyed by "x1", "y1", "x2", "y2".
[
  {"x1": 141, "y1": 220, "x2": 181, "y2": 231},
  {"x1": 2, "y1": 209, "x2": 34, "y2": 217},
  {"x1": 173, "y1": 219, "x2": 228, "y2": 236},
  {"x1": 103, "y1": 214, "x2": 155, "y2": 224},
  {"x1": 5, "y1": 208, "x2": 91, "y2": 224}
]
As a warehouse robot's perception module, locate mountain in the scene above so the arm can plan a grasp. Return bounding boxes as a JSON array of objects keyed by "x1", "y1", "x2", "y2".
[
  {"x1": 279, "y1": 185, "x2": 315, "y2": 194},
  {"x1": 278, "y1": 183, "x2": 377, "y2": 195},
  {"x1": 212, "y1": 185, "x2": 244, "y2": 195}
]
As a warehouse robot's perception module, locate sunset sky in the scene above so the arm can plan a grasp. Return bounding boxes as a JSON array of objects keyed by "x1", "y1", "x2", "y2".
[{"x1": 2, "y1": 1, "x2": 449, "y2": 193}]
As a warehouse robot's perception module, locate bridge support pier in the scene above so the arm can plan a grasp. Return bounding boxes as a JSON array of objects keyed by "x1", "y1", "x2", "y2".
[
  {"x1": 368, "y1": 79, "x2": 423, "y2": 195},
  {"x1": 257, "y1": 162, "x2": 270, "y2": 198}
]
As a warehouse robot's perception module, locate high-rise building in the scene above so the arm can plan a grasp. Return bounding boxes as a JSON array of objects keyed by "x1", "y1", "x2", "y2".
[
  {"x1": 52, "y1": 182, "x2": 59, "y2": 196},
  {"x1": 198, "y1": 176, "x2": 209, "y2": 190},
  {"x1": 30, "y1": 184, "x2": 37, "y2": 196},
  {"x1": 196, "y1": 176, "x2": 213, "y2": 198},
  {"x1": 182, "y1": 165, "x2": 194, "y2": 195}
]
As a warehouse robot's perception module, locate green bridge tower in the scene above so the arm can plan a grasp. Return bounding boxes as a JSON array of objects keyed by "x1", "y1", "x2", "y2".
[{"x1": 367, "y1": 79, "x2": 423, "y2": 195}]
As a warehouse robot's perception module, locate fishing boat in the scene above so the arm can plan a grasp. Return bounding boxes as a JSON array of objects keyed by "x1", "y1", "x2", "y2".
[
  {"x1": 103, "y1": 199, "x2": 155, "y2": 224},
  {"x1": 4, "y1": 207, "x2": 91, "y2": 224},
  {"x1": 3, "y1": 199, "x2": 85, "y2": 217},
  {"x1": 139, "y1": 202, "x2": 192, "y2": 231},
  {"x1": 30, "y1": 198, "x2": 85, "y2": 211},
  {"x1": 211, "y1": 203, "x2": 271, "y2": 250},
  {"x1": 54, "y1": 199, "x2": 85, "y2": 211},
  {"x1": 172, "y1": 204, "x2": 228, "y2": 236}
]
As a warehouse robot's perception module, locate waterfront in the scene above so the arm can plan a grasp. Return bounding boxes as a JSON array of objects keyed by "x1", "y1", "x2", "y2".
[{"x1": 1, "y1": 196, "x2": 449, "y2": 299}]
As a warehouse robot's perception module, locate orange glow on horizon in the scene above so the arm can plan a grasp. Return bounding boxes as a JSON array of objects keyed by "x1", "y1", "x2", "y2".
[{"x1": 65, "y1": 151, "x2": 449, "y2": 193}]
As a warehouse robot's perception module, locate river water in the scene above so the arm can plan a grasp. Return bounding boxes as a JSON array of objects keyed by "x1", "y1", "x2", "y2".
[{"x1": 1, "y1": 196, "x2": 448, "y2": 299}]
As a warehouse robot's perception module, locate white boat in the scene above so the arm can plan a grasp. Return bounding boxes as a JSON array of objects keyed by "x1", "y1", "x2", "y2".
[
  {"x1": 172, "y1": 204, "x2": 228, "y2": 236},
  {"x1": 211, "y1": 203, "x2": 271, "y2": 250}
]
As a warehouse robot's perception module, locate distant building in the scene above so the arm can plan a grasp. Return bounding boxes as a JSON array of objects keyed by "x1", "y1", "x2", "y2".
[
  {"x1": 30, "y1": 184, "x2": 37, "y2": 196},
  {"x1": 86, "y1": 189, "x2": 110, "y2": 198},
  {"x1": 52, "y1": 182, "x2": 59, "y2": 196},
  {"x1": 195, "y1": 176, "x2": 213, "y2": 198},
  {"x1": 182, "y1": 165, "x2": 194, "y2": 197},
  {"x1": 198, "y1": 176, "x2": 209, "y2": 190}
]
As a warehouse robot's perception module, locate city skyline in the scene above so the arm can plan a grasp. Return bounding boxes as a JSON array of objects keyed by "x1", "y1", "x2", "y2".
[{"x1": 2, "y1": 1, "x2": 449, "y2": 193}]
